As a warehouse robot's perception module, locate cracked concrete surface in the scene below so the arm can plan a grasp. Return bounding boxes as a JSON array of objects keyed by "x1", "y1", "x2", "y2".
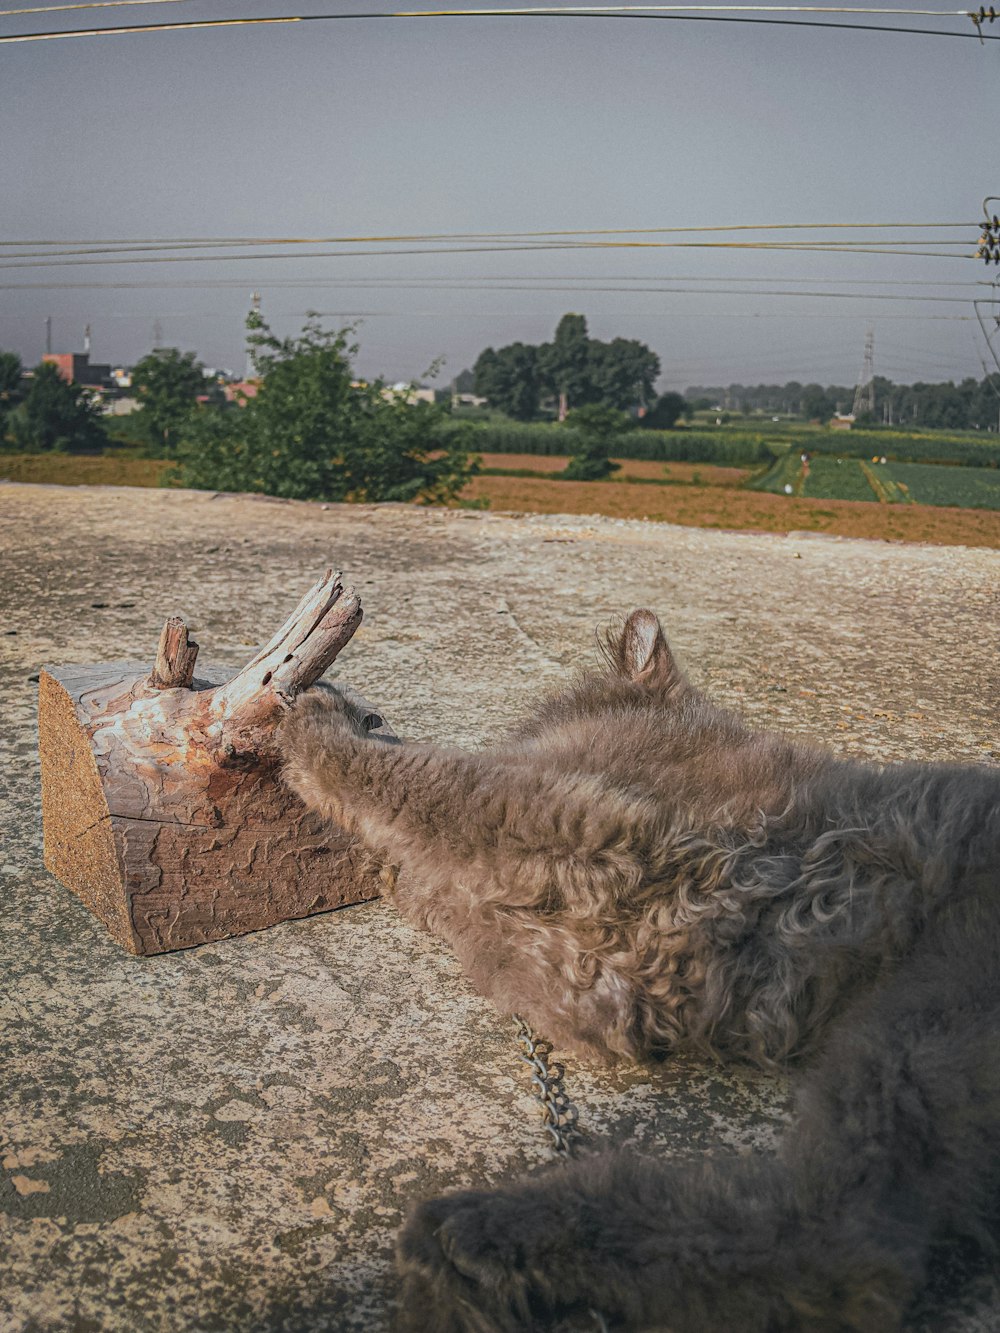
[{"x1": 1, "y1": 481, "x2": 998, "y2": 1332}]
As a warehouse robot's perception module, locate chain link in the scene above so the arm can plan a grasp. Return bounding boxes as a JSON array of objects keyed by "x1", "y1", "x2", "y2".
[
  {"x1": 513, "y1": 1014, "x2": 580, "y2": 1156},
  {"x1": 511, "y1": 1018, "x2": 609, "y2": 1331}
]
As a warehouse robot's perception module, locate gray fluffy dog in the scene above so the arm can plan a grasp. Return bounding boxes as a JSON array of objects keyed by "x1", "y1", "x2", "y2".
[{"x1": 278, "y1": 609, "x2": 1000, "y2": 1332}]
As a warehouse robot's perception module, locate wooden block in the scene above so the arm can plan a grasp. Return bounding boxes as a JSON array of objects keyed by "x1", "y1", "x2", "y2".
[{"x1": 38, "y1": 572, "x2": 394, "y2": 955}]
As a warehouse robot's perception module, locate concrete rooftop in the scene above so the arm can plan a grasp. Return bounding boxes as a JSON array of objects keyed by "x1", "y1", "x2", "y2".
[{"x1": 1, "y1": 482, "x2": 998, "y2": 1332}]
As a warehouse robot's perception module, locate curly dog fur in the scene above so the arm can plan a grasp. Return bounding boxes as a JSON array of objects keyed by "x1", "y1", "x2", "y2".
[{"x1": 278, "y1": 609, "x2": 1000, "y2": 1331}]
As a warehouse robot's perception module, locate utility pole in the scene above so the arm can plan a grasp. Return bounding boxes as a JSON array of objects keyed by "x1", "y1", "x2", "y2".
[
  {"x1": 153, "y1": 319, "x2": 163, "y2": 351},
  {"x1": 45, "y1": 315, "x2": 52, "y2": 355}
]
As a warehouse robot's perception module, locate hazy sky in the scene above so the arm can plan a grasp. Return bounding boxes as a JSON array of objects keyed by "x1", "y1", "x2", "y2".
[{"x1": 2, "y1": 1, "x2": 998, "y2": 390}]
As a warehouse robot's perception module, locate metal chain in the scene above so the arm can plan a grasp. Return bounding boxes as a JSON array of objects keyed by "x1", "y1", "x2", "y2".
[
  {"x1": 513, "y1": 1014, "x2": 580, "y2": 1156},
  {"x1": 511, "y1": 1018, "x2": 609, "y2": 1332}
]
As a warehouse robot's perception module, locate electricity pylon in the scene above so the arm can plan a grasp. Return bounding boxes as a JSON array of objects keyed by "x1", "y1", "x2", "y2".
[{"x1": 852, "y1": 326, "x2": 876, "y2": 419}]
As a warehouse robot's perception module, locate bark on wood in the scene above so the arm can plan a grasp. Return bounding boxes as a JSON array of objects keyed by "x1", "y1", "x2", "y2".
[
  {"x1": 39, "y1": 570, "x2": 394, "y2": 956},
  {"x1": 150, "y1": 617, "x2": 199, "y2": 690}
]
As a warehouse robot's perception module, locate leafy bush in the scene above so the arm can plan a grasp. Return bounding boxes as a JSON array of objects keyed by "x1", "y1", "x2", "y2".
[
  {"x1": 561, "y1": 405, "x2": 627, "y2": 480},
  {"x1": 131, "y1": 348, "x2": 206, "y2": 455},
  {"x1": 0, "y1": 350, "x2": 24, "y2": 442},
  {"x1": 7, "y1": 362, "x2": 108, "y2": 454},
  {"x1": 640, "y1": 391, "x2": 688, "y2": 430},
  {"x1": 170, "y1": 317, "x2": 477, "y2": 504}
]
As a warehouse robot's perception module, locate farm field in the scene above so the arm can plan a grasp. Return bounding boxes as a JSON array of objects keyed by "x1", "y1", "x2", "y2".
[
  {"x1": 751, "y1": 452, "x2": 1000, "y2": 510},
  {"x1": 466, "y1": 417, "x2": 1000, "y2": 469},
  {"x1": 883, "y1": 461, "x2": 1000, "y2": 510},
  {"x1": 461, "y1": 472, "x2": 1000, "y2": 549},
  {"x1": 0, "y1": 452, "x2": 172, "y2": 488},
  {"x1": 2, "y1": 450, "x2": 999, "y2": 549},
  {"x1": 478, "y1": 452, "x2": 751, "y2": 487}
]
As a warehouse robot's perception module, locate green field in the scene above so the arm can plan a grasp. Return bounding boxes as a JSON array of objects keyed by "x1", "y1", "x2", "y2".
[
  {"x1": 462, "y1": 418, "x2": 1000, "y2": 470},
  {"x1": 750, "y1": 453, "x2": 1000, "y2": 510},
  {"x1": 807, "y1": 457, "x2": 882, "y2": 503},
  {"x1": 883, "y1": 462, "x2": 1000, "y2": 510}
]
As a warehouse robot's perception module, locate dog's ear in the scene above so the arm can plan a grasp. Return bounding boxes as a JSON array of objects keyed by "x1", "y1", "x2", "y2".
[{"x1": 617, "y1": 609, "x2": 683, "y2": 689}]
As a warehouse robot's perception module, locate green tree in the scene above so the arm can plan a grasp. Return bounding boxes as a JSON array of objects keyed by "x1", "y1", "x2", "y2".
[
  {"x1": 453, "y1": 366, "x2": 477, "y2": 395},
  {"x1": 801, "y1": 384, "x2": 834, "y2": 423},
  {"x1": 538, "y1": 313, "x2": 593, "y2": 419},
  {"x1": 0, "y1": 351, "x2": 24, "y2": 440},
  {"x1": 9, "y1": 361, "x2": 107, "y2": 453},
  {"x1": 588, "y1": 337, "x2": 660, "y2": 412},
  {"x1": 642, "y1": 391, "x2": 687, "y2": 429},
  {"x1": 172, "y1": 315, "x2": 476, "y2": 504},
  {"x1": 132, "y1": 348, "x2": 206, "y2": 454},
  {"x1": 476, "y1": 316, "x2": 660, "y2": 420},
  {"x1": 473, "y1": 342, "x2": 539, "y2": 420},
  {"x1": 562, "y1": 404, "x2": 629, "y2": 480}
]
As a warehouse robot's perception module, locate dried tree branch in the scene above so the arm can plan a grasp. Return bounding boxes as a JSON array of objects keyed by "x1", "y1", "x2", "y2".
[
  {"x1": 149, "y1": 616, "x2": 200, "y2": 690},
  {"x1": 210, "y1": 568, "x2": 363, "y2": 757}
]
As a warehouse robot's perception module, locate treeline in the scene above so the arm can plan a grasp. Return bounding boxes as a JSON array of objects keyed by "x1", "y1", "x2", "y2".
[
  {"x1": 474, "y1": 313, "x2": 682, "y2": 424},
  {"x1": 0, "y1": 321, "x2": 479, "y2": 505},
  {"x1": 469, "y1": 315, "x2": 1000, "y2": 433},
  {"x1": 685, "y1": 375, "x2": 1000, "y2": 431},
  {"x1": 0, "y1": 351, "x2": 108, "y2": 453},
  {"x1": 0, "y1": 347, "x2": 216, "y2": 455}
]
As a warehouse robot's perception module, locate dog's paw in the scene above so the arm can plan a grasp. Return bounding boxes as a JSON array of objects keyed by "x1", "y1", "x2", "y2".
[
  {"x1": 277, "y1": 685, "x2": 368, "y2": 758},
  {"x1": 397, "y1": 1188, "x2": 569, "y2": 1331},
  {"x1": 273, "y1": 689, "x2": 356, "y2": 812},
  {"x1": 284, "y1": 683, "x2": 358, "y2": 731}
]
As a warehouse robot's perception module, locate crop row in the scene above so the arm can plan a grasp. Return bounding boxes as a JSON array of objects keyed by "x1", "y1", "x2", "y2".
[{"x1": 459, "y1": 420, "x2": 1000, "y2": 470}]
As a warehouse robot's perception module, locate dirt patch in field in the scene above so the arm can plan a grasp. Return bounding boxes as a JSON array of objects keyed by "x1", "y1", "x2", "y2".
[
  {"x1": 0, "y1": 453, "x2": 173, "y2": 487},
  {"x1": 462, "y1": 473, "x2": 1000, "y2": 550},
  {"x1": 478, "y1": 453, "x2": 751, "y2": 486}
]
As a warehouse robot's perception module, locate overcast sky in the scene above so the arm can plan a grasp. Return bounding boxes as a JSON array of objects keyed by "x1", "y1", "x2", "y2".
[{"x1": 2, "y1": 1, "x2": 997, "y2": 390}]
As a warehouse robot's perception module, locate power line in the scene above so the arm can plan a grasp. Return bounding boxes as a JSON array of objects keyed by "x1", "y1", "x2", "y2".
[
  {"x1": 0, "y1": 221, "x2": 978, "y2": 247},
  {"x1": 0, "y1": 278, "x2": 977, "y2": 300},
  {"x1": 0, "y1": 243, "x2": 977, "y2": 269},
  {"x1": 1, "y1": 274, "x2": 987, "y2": 290},
  {"x1": 0, "y1": 304, "x2": 973, "y2": 322},
  {"x1": 3, "y1": 8, "x2": 998, "y2": 45},
  {"x1": 0, "y1": 0, "x2": 191, "y2": 12},
  {"x1": 1, "y1": 224, "x2": 978, "y2": 279},
  {"x1": 0, "y1": 241, "x2": 975, "y2": 263},
  {"x1": 0, "y1": 2, "x2": 980, "y2": 13}
]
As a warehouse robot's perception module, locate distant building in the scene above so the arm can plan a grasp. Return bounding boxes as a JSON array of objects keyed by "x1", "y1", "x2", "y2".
[
  {"x1": 383, "y1": 382, "x2": 436, "y2": 406},
  {"x1": 830, "y1": 414, "x2": 855, "y2": 431},
  {"x1": 43, "y1": 352, "x2": 113, "y2": 392},
  {"x1": 223, "y1": 379, "x2": 260, "y2": 404},
  {"x1": 104, "y1": 396, "x2": 140, "y2": 417}
]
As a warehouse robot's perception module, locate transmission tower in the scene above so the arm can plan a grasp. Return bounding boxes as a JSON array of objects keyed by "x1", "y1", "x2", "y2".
[
  {"x1": 851, "y1": 326, "x2": 876, "y2": 419},
  {"x1": 153, "y1": 319, "x2": 163, "y2": 350}
]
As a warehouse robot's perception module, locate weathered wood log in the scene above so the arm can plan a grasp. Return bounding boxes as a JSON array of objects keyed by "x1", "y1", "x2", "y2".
[{"x1": 39, "y1": 570, "x2": 395, "y2": 955}]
